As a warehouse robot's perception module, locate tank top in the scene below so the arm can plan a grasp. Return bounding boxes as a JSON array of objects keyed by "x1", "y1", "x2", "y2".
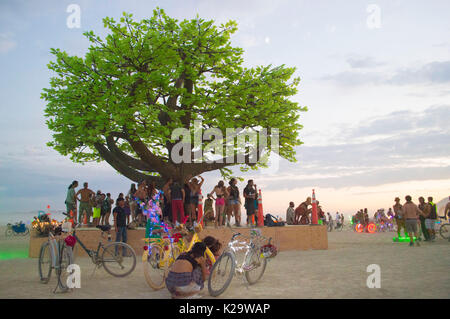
[{"x1": 229, "y1": 186, "x2": 239, "y2": 200}]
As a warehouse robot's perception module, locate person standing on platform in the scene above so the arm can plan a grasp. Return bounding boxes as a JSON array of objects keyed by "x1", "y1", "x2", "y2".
[
  {"x1": 65, "y1": 181, "x2": 78, "y2": 220},
  {"x1": 208, "y1": 181, "x2": 228, "y2": 228},
  {"x1": 169, "y1": 180, "x2": 185, "y2": 224},
  {"x1": 75, "y1": 182, "x2": 94, "y2": 224},
  {"x1": 243, "y1": 180, "x2": 257, "y2": 227},
  {"x1": 226, "y1": 178, "x2": 241, "y2": 227}
]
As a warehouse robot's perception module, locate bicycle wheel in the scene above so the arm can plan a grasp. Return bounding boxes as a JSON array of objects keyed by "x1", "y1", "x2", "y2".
[
  {"x1": 208, "y1": 251, "x2": 236, "y2": 297},
  {"x1": 143, "y1": 244, "x2": 166, "y2": 290},
  {"x1": 101, "y1": 242, "x2": 136, "y2": 277},
  {"x1": 336, "y1": 224, "x2": 343, "y2": 232},
  {"x1": 244, "y1": 249, "x2": 267, "y2": 285},
  {"x1": 5, "y1": 228, "x2": 13, "y2": 237},
  {"x1": 56, "y1": 242, "x2": 74, "y2": 291},
  {"x1": 439, "y1": 223, "x2": 450, "y2": 240},
  {"x1": 38, "y1": 242, "x2": 52, "y2": 283}
]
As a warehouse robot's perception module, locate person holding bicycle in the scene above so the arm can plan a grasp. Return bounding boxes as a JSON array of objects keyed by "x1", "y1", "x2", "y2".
[{"x1": 165, "y1": 242, "x2": 208, "y2": 299}]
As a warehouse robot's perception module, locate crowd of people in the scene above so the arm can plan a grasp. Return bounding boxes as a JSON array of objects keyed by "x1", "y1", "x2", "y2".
[{"x1": 64, "y1": 176, "x2": 266, "y2": 231}]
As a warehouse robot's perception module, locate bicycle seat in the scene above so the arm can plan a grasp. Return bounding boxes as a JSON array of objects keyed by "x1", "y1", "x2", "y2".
[{"x1": 96, "y1": 225, "x2": 111, "y2": 232}]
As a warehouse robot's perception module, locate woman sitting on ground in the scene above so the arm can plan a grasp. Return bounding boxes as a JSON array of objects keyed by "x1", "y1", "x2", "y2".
[{"x1": 165, "y1": 242, "x2": 208, "y2": 299}]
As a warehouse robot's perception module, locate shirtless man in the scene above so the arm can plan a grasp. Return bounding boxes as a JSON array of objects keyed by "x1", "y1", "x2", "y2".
[
  {"x1": 76, "y1": 182, "x2": 95, "y2": 224},
  {"x1": 294, "y1": 197, "x2": 311, "y2": 225}
]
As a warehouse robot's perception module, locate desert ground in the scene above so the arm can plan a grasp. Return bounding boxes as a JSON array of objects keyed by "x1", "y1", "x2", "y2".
[{"x1": 0, "y1": 225, "x2": 448, "y2": 299}]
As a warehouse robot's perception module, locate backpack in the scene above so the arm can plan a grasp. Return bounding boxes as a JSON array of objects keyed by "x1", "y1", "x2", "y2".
[{"x1": 264, "y1": 214, "x2": 285, "y2": 227}]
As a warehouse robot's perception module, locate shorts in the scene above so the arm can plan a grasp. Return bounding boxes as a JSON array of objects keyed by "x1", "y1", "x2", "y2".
[
  {"x1": 79, "y1": 201, "x2": 92, "y2": 215},
  {"x1": 190, "y1": 196, "x2": 199, "y2": 205},
  {"x1": 93, "y1": 207, "x2": 101, "y2": 219},
  {"x1": 229, "y1": 199, "x2": 239, "y2": 205},
  {"x1": 405, "y1": 219, "x2": 418, "y2": 233},
  {"x1": 425, "y1": 219, "x2": 436, "y2": 230},
  {"x1": 65, "y1": 202, "x2": 76, "y2": 214},
  {"x1": 216, "y1": 197, "x2": 225, "y2": 206}
]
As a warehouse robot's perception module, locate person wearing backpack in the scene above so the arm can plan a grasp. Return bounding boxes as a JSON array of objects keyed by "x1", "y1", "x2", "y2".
[{"x1": 425, "y1": 197, "x2": 438, "y2": 241}]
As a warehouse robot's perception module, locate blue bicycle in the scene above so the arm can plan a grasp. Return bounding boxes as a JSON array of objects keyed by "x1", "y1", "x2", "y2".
[{"x1": 5, "y1": 222, "x2": 29, "y2": 237}]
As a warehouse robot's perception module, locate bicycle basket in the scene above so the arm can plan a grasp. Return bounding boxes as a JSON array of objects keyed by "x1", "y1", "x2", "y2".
[{"x1": 260, "y1": 244, "x2": 277, "y2": 259}]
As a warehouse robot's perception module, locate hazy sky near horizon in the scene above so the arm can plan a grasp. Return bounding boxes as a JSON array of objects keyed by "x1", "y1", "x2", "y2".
[{"x1": 0, "y1": 0, "x2": 449, "y2": 220}]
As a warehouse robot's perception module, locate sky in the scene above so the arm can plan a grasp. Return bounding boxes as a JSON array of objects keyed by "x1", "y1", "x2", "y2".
[{"x1": 0, "y1": 0, "x2": 449, "y2": 222}]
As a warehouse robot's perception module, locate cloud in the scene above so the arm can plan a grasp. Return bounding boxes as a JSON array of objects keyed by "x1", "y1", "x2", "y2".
[
  {"x1": 252, "y1": 105, "x2": 450, "y2": 191},
  {"x1": 0, "y1": 33, "x2": 16, "y2": 53},
  {"x1": 322, "y1": 60, "x2": 450, "y2": 86},
  {"x1": 346, "y1": 56, "x2": 385, "y2": 69}
]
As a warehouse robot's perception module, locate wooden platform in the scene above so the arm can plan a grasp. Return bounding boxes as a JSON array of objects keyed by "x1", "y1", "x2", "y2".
[{"x1": 28, "y1": 225, "x2": 328, "y2": 258}]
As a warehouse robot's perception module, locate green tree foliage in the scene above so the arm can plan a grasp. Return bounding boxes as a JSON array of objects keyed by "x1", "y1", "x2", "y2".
[{"x1": 42, "y1": 8, "x2": 306, "y2": 185}]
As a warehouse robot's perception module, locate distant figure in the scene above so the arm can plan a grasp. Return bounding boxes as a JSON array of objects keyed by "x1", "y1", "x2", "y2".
[
  {"x1": 294, "y1": 197, "x2": 311, "y2": 225},
  {"x1": 226, "y1": 178, "x2": 240, "y2": 227},
  {"x1": 169, "y1": 180, "x2": 185, "y2": 224},
  {"x1": 188, "y1": 176, "x2": 204, "y2": 222},
  {"x1": 102, "y1": 193, "x2": 114, "y2": 225},
  {"x1": 92, "y1": 191, "x2": 103, "y2": 226},
  {"x1": 243, "y1": 180, "x2": 257, "y2": 227},
  {"x1": 418, "y1": 197, "x2": 430, "y2": 241},
  {"x1": 113, "y1": 197, "x2": 128, "y2": 249},
  {"x1": 208, "y1": 181, "x2": 228, "y2": 228},
  {"x1": 128, "y1": 183, "x2": 137, "y2": 221},
  {"x1": 286, "y1": 202, "x2": 295, "y2": 225},
  {"x1": 425, "y1": 197, "x2": 438, "y2": 241},
  {"x1": 393, "y1": 197, "x2": 406, "y2": 238},
  {"x1": 403, "y1": 195, "x2": 423, "y2": 246},
  {"x1": 65, "y1": 180, "x2": 78, "y2": 218},
  {"x1": 203, "y1": 194, "x2": 215, "y2": 227},
  {"x1": 162, "y1": 179, "x2": 173, "y2": 223},
  {"x1": 76, "y1": 182, "x2": 94, "y2": 224}
]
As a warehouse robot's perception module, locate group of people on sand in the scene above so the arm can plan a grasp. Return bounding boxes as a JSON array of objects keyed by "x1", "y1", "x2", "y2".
[
  {"x1": 391, "y1": 195, "x2": 445, "y2": 246},
  {"x1": 65, "y1": 181, "x2": 122, "y2": 227}
]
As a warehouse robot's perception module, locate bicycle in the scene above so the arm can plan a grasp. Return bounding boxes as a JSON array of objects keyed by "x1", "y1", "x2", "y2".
[
  {"x1": 38, "y1": 222, "x2": 74, "y2": 293},
  {"x1": 61, "y1": 212, "x2": 136, "y2": 277},
  {"x1": 437, "y1": 216, "x2": 450, "y2": 240},
  {"x1": 5, "y1": 222, "x2": 29, "y2": 237},
  {"x1": 208, "y1": 228, "x2": 276, "y2": 297},
  {"x1": 334, "y1": 222, "x2": 344, "y2": 231},
  {"x1": 142, "y1": 219, "x2": 216, "y2": 290}
]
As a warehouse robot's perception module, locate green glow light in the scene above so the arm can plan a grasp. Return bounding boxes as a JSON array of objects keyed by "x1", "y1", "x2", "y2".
[
  {"x1": 0, "y1": 250, "x2": 28, "y2": 260},
  {"x1": 392, "y1": 236, "x2": 417, "y2": 242}
]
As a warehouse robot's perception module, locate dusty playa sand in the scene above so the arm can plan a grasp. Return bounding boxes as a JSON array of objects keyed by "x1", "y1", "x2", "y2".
[{"x1": 0, "y1": 225, "x2": 448, "y2": 299}]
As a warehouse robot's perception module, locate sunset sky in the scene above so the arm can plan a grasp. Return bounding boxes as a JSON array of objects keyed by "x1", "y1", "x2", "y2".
[{"x1": 0, "y1": 0, "x2": 449, "y2": 221}]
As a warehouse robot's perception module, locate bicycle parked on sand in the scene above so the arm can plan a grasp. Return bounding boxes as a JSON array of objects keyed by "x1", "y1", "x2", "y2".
[
  {"x1": 208, "y1": 228, "x2": 277, "y2": 297},
  {"x1": 5, "y1": 222, "x2": 29, "y2": 237},
  {"x1": 437, "y1": 216, "x2": 450, "y2": 240},
  {"x1": 38, "y1": 221, "x2": 74, "y2": 293},
  {"x1": 143, "y1": 219, "x2": 216, "y2": 290}
]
